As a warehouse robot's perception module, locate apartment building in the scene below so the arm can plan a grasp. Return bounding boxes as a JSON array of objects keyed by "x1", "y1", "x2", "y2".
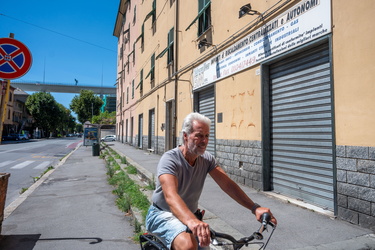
[{"x1": 114, "y1": 0, "x2": 375, "y2": 230}]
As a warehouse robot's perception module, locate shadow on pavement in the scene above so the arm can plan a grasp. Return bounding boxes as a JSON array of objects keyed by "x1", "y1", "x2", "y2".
[
  {"x1": 0, "y1": 234, "x2": 41, "y2": 250},
  {"x1": 0, "y1": 234, "x2": 103, "y2": 249}
]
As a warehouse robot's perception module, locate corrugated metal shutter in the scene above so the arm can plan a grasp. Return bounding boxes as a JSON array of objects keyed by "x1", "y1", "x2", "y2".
[
  {"x1": 197, "y1": 87, "x2": 215, "y2": 155},
  {"x1": 269, "y1": 43, "x2": 334, "y2": 209}
]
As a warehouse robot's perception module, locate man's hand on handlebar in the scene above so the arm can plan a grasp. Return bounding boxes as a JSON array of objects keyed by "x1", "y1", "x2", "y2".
[
  {"x1": 254, "y1": 207, "x2": 277, "y2": 226},
  {"x1": 186, "y1": 219, "x2": 211, "y2": 247}
]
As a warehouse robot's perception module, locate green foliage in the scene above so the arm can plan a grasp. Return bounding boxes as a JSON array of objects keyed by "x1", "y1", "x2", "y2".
[
  {"x1": 76, "y1": 123, "x2": 83, "y2": 133},
  {"x1": 92, "y1": 111, "x2": 116, "y2": 125},
  {"x1": 25, "y1": 92, "x2": 76, "y2": 136},
  {"x1": 56, "y1": 103, "x2": 76, "y2": 135},
  {"x1": 70, "y1": 89, "x2": 104, "y2": 124},
  {"x1": 121, "y1": 156, "x2": 128, "y2": 164},
  {"x1": 25, "y1": 92, "x2": 61, "y2": 134},
  {"x1": 126, "y1": 165, "x2": 138, "y2": 175},
  {"x1": 107, "y1": 161, "x2": 150, "y2": 225}
]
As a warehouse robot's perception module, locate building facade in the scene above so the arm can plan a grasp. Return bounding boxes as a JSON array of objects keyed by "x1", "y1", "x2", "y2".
[
  {"x1": 1, "y1": 87, "x2": 33, "y2": 137},
  {"x1": 113, "y1": 0, "x2": 375, "y2": 230}
]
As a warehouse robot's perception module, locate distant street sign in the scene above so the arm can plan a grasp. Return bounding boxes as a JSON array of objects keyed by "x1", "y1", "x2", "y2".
[{"x1": 0, "y1": 38, "x2": 32, "y2": 79}]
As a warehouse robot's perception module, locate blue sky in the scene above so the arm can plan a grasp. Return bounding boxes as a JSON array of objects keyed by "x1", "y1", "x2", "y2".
[{"x1": 0, "y1": 0, "x2": 119, "y2": 111}]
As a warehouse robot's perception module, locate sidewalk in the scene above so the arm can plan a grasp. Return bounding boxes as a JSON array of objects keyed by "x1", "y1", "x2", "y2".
[
  {"x1": 0, "y1": 141, "x2": 374, "y2": 250},
  {"x1": 108, "y1": 141, "x2": 375, "y2": 250},
  {"x1": 0, "y1": 144, "x2": 139, "y2": 250}
]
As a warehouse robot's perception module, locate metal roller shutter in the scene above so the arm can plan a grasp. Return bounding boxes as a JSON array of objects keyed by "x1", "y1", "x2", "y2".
[
  {"x1": 269, "y1": 43, "x2": 334, "y2": 209},
  {"x1": 197, "y1": 87, "x2": 215, "y2": 156}
]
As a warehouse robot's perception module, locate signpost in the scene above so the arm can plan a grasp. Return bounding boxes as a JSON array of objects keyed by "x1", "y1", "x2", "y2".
[{"x1": 0, "y1": 34, "x2": 32, "y2": 144}]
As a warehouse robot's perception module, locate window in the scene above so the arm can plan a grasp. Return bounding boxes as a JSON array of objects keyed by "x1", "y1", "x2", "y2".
[
  {"x1": 144, "y1": 0, "x2": 156, "y2": 25},
  {"x1": 132, "y1": 80, "x2": 134, "y2": 99},
  {"x1": 123, "y1": 25, "x2": 130, "y2": 44},
  {"x1": 144, "y1": 0, "x2": 157, "y2": 34},
  {"x1": 126, "y1": 86, "x2": 129, "y2": 104},
  {"x1": 134, "y1": 24, "x2": 145, "y2": 51},
  {"x1": 156, "y1": 28, "x2": 174, "y2": 65},
  {"x1": 137, "y1": 69, "x2": 143, "y2": 97},
  {"x1": 145, "y1": 53, "x2": 155, "y2": 88},
  {"x1": 167, "y1": 28, "x2": 174, "y2": 64},
  {"x1": 198, "y1": 0, "x2": 211, "y2": 35},
  {"x1": 133, "y1": 5, "x2": 137, "y2": 25},
  {"x1": 185, "y1": 0, "x2": 211, "y2": 36}
]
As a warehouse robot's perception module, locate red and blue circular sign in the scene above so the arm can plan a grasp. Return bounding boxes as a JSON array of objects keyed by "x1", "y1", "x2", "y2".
[{"x1": 0, "y1": 38, "x2": 32, "y2": 79}]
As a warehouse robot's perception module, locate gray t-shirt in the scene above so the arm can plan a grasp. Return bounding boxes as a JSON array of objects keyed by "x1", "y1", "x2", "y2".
[{"x1": 151, "y1": 147, "x2": 217, "y2": 212}]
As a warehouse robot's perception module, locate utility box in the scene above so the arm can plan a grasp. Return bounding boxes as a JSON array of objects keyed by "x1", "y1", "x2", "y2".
[
  {"x1": 0, "y1": 173, "x2": 10, "y2": 235},
  {"x1": 92, "y1": 143, "x2": 100, "y2": 156}
]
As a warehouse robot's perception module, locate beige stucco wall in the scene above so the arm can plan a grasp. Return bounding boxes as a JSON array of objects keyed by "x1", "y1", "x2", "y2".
[
  {"x1": 215, "y1": 67, "x2": 262, "y2": 140},
  {"x1": 115, "y1": 0, "x2": 375, "y2": 148},
  {"x1": 332, "y1": 0, "x2": 375, "y2": 147}
]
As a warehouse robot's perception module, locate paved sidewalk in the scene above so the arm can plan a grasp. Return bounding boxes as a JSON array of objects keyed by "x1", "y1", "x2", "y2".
[
  {"x1": 0, "y1": 144, "x2": 139, "y2": 250},
  {"x1": 107, "y1": 141, "x2": 375, "y2": 250}
]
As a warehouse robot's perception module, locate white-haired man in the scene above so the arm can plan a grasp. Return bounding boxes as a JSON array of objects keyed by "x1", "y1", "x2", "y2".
[{"x1": 146, "y1": 112, "x2": 277, "y2": 250}]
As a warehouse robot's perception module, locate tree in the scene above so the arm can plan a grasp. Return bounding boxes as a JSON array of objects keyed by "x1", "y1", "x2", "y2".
[
  {"x1": 26, "y1": 92, "x2": 61, "y2": 136},
  {"x1": 70, "y1": 89, "x2": 103, "y2": 124},
  {"x1": 92, "y1": 111, "x2": 116, "y2": 125},
  {"x1": 56, "y1": 103, "x2": 76, "y2": 135}
]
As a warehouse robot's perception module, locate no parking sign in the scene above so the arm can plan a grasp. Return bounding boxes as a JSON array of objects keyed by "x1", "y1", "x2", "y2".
[{"x1": 0, "y1": 37, "x2": 32, "y2": 79}]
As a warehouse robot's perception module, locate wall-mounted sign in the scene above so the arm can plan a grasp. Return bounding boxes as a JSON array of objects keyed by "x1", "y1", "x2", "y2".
[{"x1": 193, "y1": 0, "x2": 331, "y2": 90}]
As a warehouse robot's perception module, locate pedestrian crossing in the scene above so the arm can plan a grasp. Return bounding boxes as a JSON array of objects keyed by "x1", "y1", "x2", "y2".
[{"x1": 0, "y1": 160, "x2": 53, "y2": 170}]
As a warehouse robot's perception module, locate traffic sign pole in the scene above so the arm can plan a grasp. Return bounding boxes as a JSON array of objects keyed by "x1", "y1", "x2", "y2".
[
  {"x1": 0, "y1": 33, "x2": 32, "y2": 144},
  {"x1": 0, "y1": 79, "x2": 10, "y2": 144}
]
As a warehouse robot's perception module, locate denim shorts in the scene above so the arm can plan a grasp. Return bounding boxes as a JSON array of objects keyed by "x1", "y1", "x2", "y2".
[
  {"x1": 145, "y1": 204, "x2": 210, "y2": 250},
  {"x1": 145, "y1": 204, "x2": 187, "y2": 249}
]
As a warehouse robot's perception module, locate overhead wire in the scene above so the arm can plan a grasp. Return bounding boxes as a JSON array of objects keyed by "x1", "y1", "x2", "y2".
[{"x1": 0, "y1": 13, "x2": 117, "y2": 53}]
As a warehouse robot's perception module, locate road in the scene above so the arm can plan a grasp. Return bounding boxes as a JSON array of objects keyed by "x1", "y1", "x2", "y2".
[{"x1": 0, "y1": 138, "x2": 82, "y2": 207}]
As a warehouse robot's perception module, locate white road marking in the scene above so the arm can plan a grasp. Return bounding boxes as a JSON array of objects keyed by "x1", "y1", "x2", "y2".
[
  {"x1": 11, "y1": 161, "x2": 35, "y2": 169},
  {"x1": 34, "y1": 161, "x2": 52, "y2": 170},
  {"x1": 0, "y1": 160, "x2": 14, "y2": 168}
]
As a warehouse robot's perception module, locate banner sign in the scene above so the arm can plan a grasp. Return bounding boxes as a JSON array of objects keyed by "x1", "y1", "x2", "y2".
[{"x1": 193, "y1": 0, "x2": 331, "y2": 90}]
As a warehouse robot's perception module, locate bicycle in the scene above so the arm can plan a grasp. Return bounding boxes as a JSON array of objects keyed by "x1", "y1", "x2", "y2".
[{"x1": 139, "y1": 210, "x2": 276, "y2": 250}]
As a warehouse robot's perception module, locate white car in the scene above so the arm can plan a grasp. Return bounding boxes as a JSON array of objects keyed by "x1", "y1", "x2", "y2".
[{"x1": 101, "y1": 135, "x2": 116, "y2": 142}]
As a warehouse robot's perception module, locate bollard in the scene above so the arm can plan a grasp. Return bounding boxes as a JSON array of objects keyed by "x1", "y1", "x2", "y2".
[
  {"x1": 92, "y1": 143, "x2": 100, "y2": 156},
  {"x1": 0, "y1": 173, "x2": 10, "y2": 235}
]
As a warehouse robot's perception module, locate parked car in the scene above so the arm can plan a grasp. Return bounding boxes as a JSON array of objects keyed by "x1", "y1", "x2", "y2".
[
  {"x1": 2, "y1": 133, "x2": 29, "y2": 141},
  {"x1": 101, "y1": 135, "x2": 116, "y2": 142}
]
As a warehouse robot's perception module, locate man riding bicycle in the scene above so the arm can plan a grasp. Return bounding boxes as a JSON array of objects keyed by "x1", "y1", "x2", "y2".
[{"x1": 146, "y1": 112, "x2": 277, "y2": 250}]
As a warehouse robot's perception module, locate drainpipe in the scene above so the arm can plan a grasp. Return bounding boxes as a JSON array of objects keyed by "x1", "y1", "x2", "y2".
[{"x1": 174, "y1": 0, "x2": 179, "y2": 147}]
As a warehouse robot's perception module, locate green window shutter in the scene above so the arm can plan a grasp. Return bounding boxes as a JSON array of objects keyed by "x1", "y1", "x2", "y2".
[
  {"x1": 167, "y1": 28, "x2": 174, "y2": 64},
  {"x1": 144, "y1": 0, "x2": 156, "y2": 23},
  {"x1": 156, "y1": 27, "x2": 174, "y2": 61},
  {"x1": 185, "y1": 0, "x2": 210, "y2": 31},
  {"x1": 137, "y1": 69, "x2": 143, "y2": 90},
  {"x1": 132, "y1": 80, "x2": 134, "y2": 99},
  {"x1": 135, "y1": 24, "x2": 144, "y2": 45},
  {"x1": 145, "y1": 54, "x2": 155, "y2": 80}
]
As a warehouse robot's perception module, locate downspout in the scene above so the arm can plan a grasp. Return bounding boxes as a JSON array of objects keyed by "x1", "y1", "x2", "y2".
[{"x1": 174, "y1": 0, "x2": 179, "y2": 147}]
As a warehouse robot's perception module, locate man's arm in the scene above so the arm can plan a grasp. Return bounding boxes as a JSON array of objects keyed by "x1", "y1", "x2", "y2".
[
  {"x1": 209, "y1": 166, "x2": 277, "y2": 225},
  {"x1": 159, "y1": 173, "x2": 211, "y2": 246}
]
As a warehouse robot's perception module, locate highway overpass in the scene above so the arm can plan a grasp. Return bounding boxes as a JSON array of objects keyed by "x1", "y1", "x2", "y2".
[{"x1": 10, "y1": 80, "x2": 116, "y2": 96}]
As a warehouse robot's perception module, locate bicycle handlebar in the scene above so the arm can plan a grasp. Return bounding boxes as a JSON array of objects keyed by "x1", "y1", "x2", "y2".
[{"x1": 186, "y1": 212, "x2": 276, "y2": 249}]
